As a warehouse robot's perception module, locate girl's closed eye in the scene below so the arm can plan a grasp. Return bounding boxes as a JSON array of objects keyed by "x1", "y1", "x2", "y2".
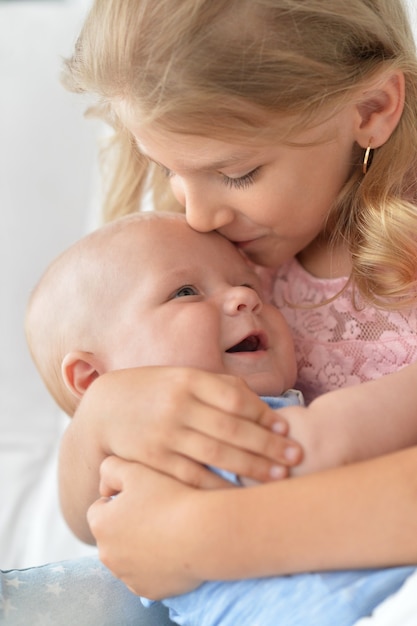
[
  {"x1": 241, "y1": 282, "x2": 260, "y2": 294},
  {"x1": 221, "y1": 167, "x2": 261, "y2": 190},
  {"x1": 158, "y1": 161, "x2": 261, "y2": 190},
  {"x1": 161, "y1": 165, "x2": 173, "y2": 179}
]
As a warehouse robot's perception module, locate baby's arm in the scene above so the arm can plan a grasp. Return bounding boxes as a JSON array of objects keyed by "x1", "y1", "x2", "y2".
[
  {"x1": 59, "y1": 366, "x2": 302, "y2": 542},
  {"x1": 280, "y1": 363, "x2": 417, "y2": 477}
]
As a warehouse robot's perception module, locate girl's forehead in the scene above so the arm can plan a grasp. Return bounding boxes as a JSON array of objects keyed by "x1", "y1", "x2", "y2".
[
  {"x1": 115, "y1": 96, "x2": 302, "y2": 151},
  {"x1": 117, "y1": 95, "x2": 343, "y2": 167},
  {"x1": 138, "y1": 133, "x2": 259, "y2": 173}
]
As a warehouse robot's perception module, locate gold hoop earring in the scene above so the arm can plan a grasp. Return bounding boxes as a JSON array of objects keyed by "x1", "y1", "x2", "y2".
[{"x1": 362, "y1": 140, "x2": 374, "y2": 175}]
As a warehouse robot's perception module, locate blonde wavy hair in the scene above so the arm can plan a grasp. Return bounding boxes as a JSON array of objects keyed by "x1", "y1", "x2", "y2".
[{"x1": 63, "y1": 0, "x2": 417, "y2": 307}]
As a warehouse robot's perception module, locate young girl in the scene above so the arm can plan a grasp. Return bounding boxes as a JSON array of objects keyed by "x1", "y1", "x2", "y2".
[{"x1": 59, "y1": 0, "x2": 417, "y2": 618}]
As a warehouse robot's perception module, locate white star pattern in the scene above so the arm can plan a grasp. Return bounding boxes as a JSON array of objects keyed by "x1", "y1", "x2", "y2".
[
  {"x1": 33, "y1": 611, "x2": 55, "y2": 626},
  {"x1": 89, "y1": 566, "x2": 106, "y2": 580},
  {"x1": 5, "y1": 577, "x2": 25, "y2": 589},
  {"x1": 0, "y1": 596, "x2": 17, "y2": 618},
  {"x1": 45, "y1": 582, "x2": 64, "y2": 596},
  {"x1": 87, "y1": 590, "x2": 104, "y2": 610},
  {"x1": 0, "y1": 556, "x2": 146, "y2": 625}
]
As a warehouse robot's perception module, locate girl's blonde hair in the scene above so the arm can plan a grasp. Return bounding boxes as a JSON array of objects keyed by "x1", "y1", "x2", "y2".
[{"x1": 63, "y1": 0, "x2": 417, "y2": 307}]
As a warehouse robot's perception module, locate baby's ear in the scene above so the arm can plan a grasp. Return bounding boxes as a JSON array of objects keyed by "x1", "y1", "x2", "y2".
[{"x1": 61, "y1": 351, "x2": 103, "y2": 400}]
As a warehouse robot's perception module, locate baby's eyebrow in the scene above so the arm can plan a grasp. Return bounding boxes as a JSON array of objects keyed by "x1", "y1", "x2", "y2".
[{"x1": 163, "y1": 267, "x2": 194, "y2": 282}]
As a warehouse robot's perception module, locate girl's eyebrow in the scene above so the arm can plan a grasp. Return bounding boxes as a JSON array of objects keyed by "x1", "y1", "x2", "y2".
[
  {"x1": 137, "y1": 144, "x2": 256, "y2": 172},
  {"x1": 199, "y1": 153, "x2": 256, "y2": 170}
]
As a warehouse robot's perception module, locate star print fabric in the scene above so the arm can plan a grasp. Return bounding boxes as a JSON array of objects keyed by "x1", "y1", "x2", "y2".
[{"x1": 0, "y1": 556, "x2": 173, "y2": 625}]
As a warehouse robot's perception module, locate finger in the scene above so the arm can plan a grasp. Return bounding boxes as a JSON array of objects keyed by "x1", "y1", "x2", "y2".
[
  {"x1": 99, "y1": 453, "x2": 232, "y2": 493},
  {"x1": 174, "y1": 427, "x2": 301, "y2": 483},
  {"x1": 154, "y1": 452, "x2": 234, "y2": 489},
  {"x1": 180, "y1": 369, "x2": 268, "y2": 421},
  {"x1": 186, "y1": 370, "x2": 291, "y2": 433},
  {"x1": 98, "y1": 455, "x2": 130, "y2": 497},
  {"x1": 86, "y1": 496, "x2": 107, "y2": 532},
  {"x1": 87, "y1": 493, "x2": 119, "y2": 546},
  {"x1": 257, "y1": 406, "x2": 290, "y2": 434},
  {"x1": 172, "y1": 402, "x2": 302, "y2": 466},
  {"x1": 128, "y1": 406, "x2": 296, "y2": 485}
]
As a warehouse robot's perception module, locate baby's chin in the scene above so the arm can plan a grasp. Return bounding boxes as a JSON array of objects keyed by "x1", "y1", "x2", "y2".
[{"x1": 243, "y1": 371, "x2": 290, "y2": 398}]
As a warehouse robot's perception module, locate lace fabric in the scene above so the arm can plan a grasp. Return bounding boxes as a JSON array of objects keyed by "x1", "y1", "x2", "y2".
[{"x1": 272, "y1": 258, "x2": 417, "y2": 404}]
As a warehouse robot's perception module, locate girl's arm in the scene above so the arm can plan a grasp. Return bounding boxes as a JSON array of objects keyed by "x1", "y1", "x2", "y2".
[
  {"x1": 281, "y1": 362, "x2": 417, "y2": 476},
  {"x1": 89, "y1": 448, "x2": 417, "y2": 599},
  {"x1": 86, "y1": 361, "x2": 417, "y2": 596},
  {"x1": 59, "y1": 366, "x2": 301, "y2": 543}
]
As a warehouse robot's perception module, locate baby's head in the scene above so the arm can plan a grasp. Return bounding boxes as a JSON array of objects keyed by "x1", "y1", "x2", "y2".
[{"x1": 26, "y1": 213, "x2": 296, "y2": 416}]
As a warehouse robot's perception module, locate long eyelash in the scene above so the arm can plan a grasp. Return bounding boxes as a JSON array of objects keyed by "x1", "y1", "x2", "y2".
[{"x1": 222, "y1": 167, "x2": 260, "y2": 190}]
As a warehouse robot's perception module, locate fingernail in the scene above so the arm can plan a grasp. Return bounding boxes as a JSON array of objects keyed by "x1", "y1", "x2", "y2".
[
  {"x1": 270, "y1": 465, "x2": 286, "y2": 479},
  {"x1": 284, "y1": 446, "x2": 300, "y2": 463},
  {"x1": 272, "y1": 421, "x2": 286, "y2": 434}
]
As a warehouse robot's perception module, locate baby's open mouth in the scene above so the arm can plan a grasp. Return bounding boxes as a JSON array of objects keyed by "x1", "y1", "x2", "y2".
[{"x1": 226, "y1": 333, "x2": 267, "y2": 353}]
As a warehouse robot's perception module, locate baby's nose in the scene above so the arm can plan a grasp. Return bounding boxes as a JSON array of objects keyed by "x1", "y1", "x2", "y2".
[{"x1": 224, "y1": 285, "x2": 263, "y2": 315}]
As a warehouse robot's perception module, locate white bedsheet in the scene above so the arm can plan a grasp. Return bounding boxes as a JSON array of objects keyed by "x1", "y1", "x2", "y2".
[{"x1": 356, "y1": 570, "x2": 417, "y2": 626}]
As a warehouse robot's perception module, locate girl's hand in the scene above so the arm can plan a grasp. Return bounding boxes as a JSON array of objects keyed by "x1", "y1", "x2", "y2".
[
  {"x1": 83, "y1": 366, "x2": 301, "y2": 485},
  {"x1": 60, "y1": 366, "x2": 302, "y2": 541},
  {"x1": 89, "y1": 449, "x2": 417, "y2": 598},
  {"x1": 88, "y1": 456, "x2": 203, "y2": 599}
]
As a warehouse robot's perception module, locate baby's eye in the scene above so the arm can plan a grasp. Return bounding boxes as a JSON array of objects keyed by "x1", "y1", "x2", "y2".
[{"x1": 173, "y1": 285, "x2": 199, "y2": 298}]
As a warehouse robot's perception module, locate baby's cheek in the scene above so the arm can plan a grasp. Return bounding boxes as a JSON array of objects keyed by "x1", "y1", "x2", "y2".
[{"x1": 252, "y1": 265, "x2": 276, "y2": 302}]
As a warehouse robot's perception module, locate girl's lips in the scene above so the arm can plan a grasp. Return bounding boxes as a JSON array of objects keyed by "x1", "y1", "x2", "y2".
[{"x1": 233, "y1": 240, "x2": 257, "y2": 249}]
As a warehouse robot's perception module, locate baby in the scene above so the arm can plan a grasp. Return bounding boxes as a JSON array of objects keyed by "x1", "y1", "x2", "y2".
[
  {"x1": 26, "y1": 212, "x2": 413, "y2": 626},
  {"x1": 26, "y1": 211, "x2": 301, "y2": 421}
]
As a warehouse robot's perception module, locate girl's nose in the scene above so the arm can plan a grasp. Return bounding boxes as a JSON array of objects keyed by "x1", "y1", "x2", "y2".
[
  {"x1": 171, "y1": 177, "x2": 235, "y2": 232},
  {"x1": 186, "y1": 202, "x2": 235, "y2": 233},
  {"x1": 223, "y1": 286, "x2": 263, "y2": 316}
]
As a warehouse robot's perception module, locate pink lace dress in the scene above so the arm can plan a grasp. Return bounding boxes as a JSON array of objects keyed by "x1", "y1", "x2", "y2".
[{"x1": 272, "y1": 258, "x2": 417, "y2": 404}]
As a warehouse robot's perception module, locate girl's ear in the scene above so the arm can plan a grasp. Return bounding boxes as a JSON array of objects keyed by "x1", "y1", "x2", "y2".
[
  {"x1": 61, "y1": 351, "x2": 103, "y2": 400},
  {"x1": 354, "y1": 70, "x2": 405, "y2": 149}
]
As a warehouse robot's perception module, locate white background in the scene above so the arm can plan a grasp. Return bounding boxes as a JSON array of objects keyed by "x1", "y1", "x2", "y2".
[{"x1": 0, "y1": 0, "x2": 99, "y2": 568}]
